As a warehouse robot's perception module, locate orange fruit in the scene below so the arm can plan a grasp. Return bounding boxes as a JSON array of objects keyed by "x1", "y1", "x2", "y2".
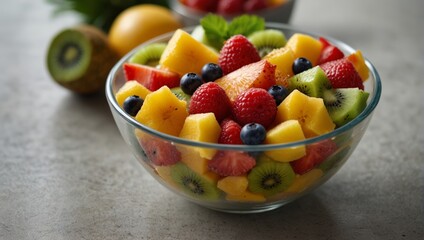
[{"x1": 108, "y1": 4, "x2": 182, "y2": 57}]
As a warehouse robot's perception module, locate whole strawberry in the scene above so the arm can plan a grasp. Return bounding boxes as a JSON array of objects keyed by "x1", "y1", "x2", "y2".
[
  {"x1": 232, "y1": 88, "x2": 277, "y2": 128},
  {"x1": 217, "y1": 0, "x2": 244, "y2": 15},
  {"x1": 218, "y1": 119, "x2": 243, "y2": 144},
  {"x1": 219, "y1": 34, "x2": 261, "y2": 75},
  {"x1": 320, "y1": 58, "x2": 364, "y2": 90},
  {"x1": 185, "y1": 0, "x2": 218, "y2": 12},
  {"x1": 189, "y1": 82, "x2": 232, "y2": 122}
]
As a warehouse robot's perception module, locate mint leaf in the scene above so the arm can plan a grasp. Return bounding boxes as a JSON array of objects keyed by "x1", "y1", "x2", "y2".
[
  {"x1": 227, "y1": 15, "x2": 265, "y2": 38},
  {"x1": 200, "y1": 14, "x2": 228, "y2": 50}
]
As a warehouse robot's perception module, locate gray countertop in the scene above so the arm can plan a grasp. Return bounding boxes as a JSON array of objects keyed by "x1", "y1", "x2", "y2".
[{"x1": 1, "y1": 0, "x2": 423, "y2": 239}]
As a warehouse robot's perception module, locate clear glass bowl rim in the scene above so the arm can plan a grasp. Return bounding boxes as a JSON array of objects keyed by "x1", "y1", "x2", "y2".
[{"x1": 105, "y1": 22, "x2": 382, "y2": 151}]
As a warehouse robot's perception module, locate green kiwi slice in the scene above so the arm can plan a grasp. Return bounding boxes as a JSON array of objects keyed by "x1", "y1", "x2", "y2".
[
  {"x1": 248, "y1": 29, "x2": 287, "y2": 58},
  {"x1": 323, "y1": 88, "x2": 370, "y2": 127},
  {"x1": 46, "y1": 25, "x2": 119, "y2": 94},
  {"x1": 248, "y1": 155, "x2": 295, "y2": 197},
  {"x1": 287, "y1": 66, "x2": 332, "y2": 98},
  {"x1": 129, "y1": 43, "x2": 167, "y2": 66},
  {"x1": 170, "y1": 163, "x2": 221, "y2": 200},
  {"x1": 171, "y1": 87, "x2": 191, "y2": 105}
]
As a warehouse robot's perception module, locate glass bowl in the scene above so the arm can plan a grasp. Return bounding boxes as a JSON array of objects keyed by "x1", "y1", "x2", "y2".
[
  {"x1": 170, "y1": 0, "x2": 296, "y2": 26},
  {"x1": 105, "y1": 23, "x2": 382, "y2": 214}
]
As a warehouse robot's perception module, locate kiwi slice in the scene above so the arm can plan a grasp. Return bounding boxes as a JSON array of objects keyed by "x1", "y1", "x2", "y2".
[
  {"x1": 323, "y1": 88, "x2": 369, "y2": 127},
  {"x1": 129, "y1": 43, "x2": 167, "y2": 66},
  {"x1": 248, "y1": 29, "x2": 287, "y2": 58},
  {"x1": 46, "y1": 25, "x2": 119, "y2": 94},
  {"x1": 170, "y1": 163, "x2": 221, "y2": 200},
  {"x1": 287, "y1": 66, "x2": 332, "y2": 98},
  {"x1": 248, "y1": 156, "x2": 295, "y2": 197},
  {"x1": 171, "y1": 87, "x2": 191, "y2": 105}
]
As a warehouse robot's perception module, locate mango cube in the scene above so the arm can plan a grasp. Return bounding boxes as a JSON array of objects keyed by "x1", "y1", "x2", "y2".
[
  {"x1": 115, "y1": 80, "x2": 151, "y2": 107},
  {"x1": 265, "y1": 120, "x2": 306, "y2": 162},
  {"x1": 159, "y1": 29, "x2": 219, "y2": 76},
  {"x1": 286, "y1": 33, "x2": 323, "y2": 66}
]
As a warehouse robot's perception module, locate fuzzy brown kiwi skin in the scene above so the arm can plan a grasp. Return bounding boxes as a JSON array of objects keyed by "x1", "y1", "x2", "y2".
[{"x1": 49, "y1": 25, "x2": 120, "y2": 94}]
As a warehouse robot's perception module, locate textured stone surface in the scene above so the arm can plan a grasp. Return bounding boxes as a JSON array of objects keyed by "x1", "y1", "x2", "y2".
[{"x1": 1, "y1": 0, "x2": 423, "y2": 239}]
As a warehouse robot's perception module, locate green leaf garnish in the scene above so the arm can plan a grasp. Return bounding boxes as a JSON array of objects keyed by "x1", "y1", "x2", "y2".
[
  {"x1": 227, "y1": 15, "x2": 265, "y2": 38},
  {"x1": 200, "y1": 14, "x2": 266, "y2": 50}
]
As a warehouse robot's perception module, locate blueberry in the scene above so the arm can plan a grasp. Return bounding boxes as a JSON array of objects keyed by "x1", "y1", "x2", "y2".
[
  {"x1": 240, "y1": 123, "x2": 266, "y2": 145},
  {"x1": 201, "y1": 63, "x2": 223, "y2": 82},
  {"x1": 123, "y1": 95, "x2": 143, "y2": 117},
  {"x1": 268, "y1": 85, "x2": 288, "y2": 105},
  {"x1": 180, "y1": 72, "x2": 203, "y2": 95},
  {"x1": 292, "y1": 57, "x2": 313, "y2": 74}
]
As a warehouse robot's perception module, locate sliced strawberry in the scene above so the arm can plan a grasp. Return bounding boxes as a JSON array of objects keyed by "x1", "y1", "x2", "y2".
[
  {"x1": 319, "y1": 58, "x2": 364, "y2": 90},
  {"x1": 219, "y1": 34, "x2": 261, "y2": 75},
  {"x1": 317, "y1": 37, "x2": 344, "y2": 65},
  {"x1": 217, "y1": 0, "x2": 244, "y2": 14},
  {"x1": 244, "y1": 0, "x2": 267, "y2": 12},
  {"x1": 218, "y1": 119, "x2": 243, "y2": 144},
  {"x1": 123, "y1": 63, "x2": 180, "y2": 91},
  {"x1": 290, "y1": 139, "x2": 337, "y2": 174},
  {"x1": 208, "y1": 150, "x2": 256, "y2": 176},
  {"x1": 189, "y1": 82, "x2": 232, "y2": 122},
  {"x1": 138, "y1": 135, "x2": 181, "y2": 166}
]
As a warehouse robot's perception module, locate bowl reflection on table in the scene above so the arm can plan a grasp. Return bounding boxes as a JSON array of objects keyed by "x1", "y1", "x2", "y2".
[{"x1": 105, "y1": 23, "x2": 381, "y2": 213}]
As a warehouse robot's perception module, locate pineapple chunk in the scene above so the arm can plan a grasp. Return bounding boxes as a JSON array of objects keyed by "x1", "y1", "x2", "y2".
[
  {"x1": 285, "y1": 169, "x2": 324, "y2": 193},
  {"x1": 159, "y1": 29, "x2": 219, "y2": 76},
  {"x1": 265, "y1": 120, "x2": 306, "y2": 162},
  {"x1": 286, "y1": 33, "x2": 323, "y2": 66},
  {"x1": 226, "y1": 191, "x2": 266, "y2": 202},
  {"x1": 135, "y1": 86, "x2": 188, "y2": 136},
  {"x1": 217, "y1": 176, "x2": 249, "y2": 196},
  {"x1": 115, "y1": 80, "x2": 151, "y2": 107},
  {"x1": 263, "y1": 47, "x2": 295, "y2": 86},
  {"x1": 178, "y1": 113, "x2": 221, "y2": 159},
  {"x1": 276, "y1": 90, "x2": 335, "y2": 138}
]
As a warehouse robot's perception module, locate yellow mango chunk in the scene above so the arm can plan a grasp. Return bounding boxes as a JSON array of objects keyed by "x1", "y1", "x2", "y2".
[
  {"x1": 115, "y1": 80, "x2": 151, "y2": 107},
  {"x1": 159, "y1": 29, "x2": 219, "y2": 76},
  {"x1": 178, "y1": 113, "x2": 221, "y2": 159},
  {"x1": 226, "y1": 191, "x2": 266, "y2": 202},
  {"x1": 285, "y1": 169, "x2": 324, "y2": 193},
  {"x1": 347, "y1": 50, "x2": 369, "y2": 81},
  {"x1": 276, "y1": 90, "x2": 335, "y2": 138},
  {"x1": 285, "y1": 33, "x2": 323, "y2": 66},
  {"x1": 217, "y1": 176, "x2": 249, "y2": 196},
  {"x1": 265, "y1": 120, "x2": 306, "y2": 162},
  {"x1": 135, "y1": 86, "x2": 188, "y2": 136},
  {"x1": 263, "y1": 47, "x2": 295, "y2": 87}
]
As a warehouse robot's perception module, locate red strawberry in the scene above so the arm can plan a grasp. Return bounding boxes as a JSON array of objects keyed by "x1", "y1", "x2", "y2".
[
  {"x1": 232, "y1": 88, "x2": 277, "y2": 128},
  {"x1": 208, "y1": 150, "x2": 256, "y2": 176},
  {"x1": 317, "y1": 37, "x2": 344, "y2": 64},
  {"x1": 184, "y1": 0, "x2": 218, "y2": 12},
  {"x1": 290, "y1": 139, "x2": 337, "y2": 174},
  {"x1": 218, "y1": 119, "x2": 243, "y2": 144},
  {"x1": 217, "y1": 0, "x2": 244, "y2": 14},
  {"x1": 189, "y1": 82, "x2": 232, "y2": 122},
  {"x1": 138, "y1": 135, "x2": 181, "y2": 166},
  {"x1": 244, "y1": 0, "x2": 267, "y2": 12},
  {"x1": 219, "y1": 34, "x2": 261, "y2": 75},
  {"x1": 123, "y1": 63, "x2": 180, "y2": 91},
  {"x1": 319, "y1": 58, "x2": 364, "y2": 90}
]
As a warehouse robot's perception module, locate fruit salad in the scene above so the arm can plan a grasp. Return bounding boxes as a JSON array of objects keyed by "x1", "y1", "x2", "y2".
[
  {"x1": 114, "y1": 15, "x2": 371, "y2": 203},
  {"x1": 179, "y1": 0, "x2": 289, "y2": 15}
]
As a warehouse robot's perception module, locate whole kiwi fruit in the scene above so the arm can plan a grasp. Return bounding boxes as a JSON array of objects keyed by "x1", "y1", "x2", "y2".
[{"x1": 46, "y1": 25, "x2": 119, "y2": 94}]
